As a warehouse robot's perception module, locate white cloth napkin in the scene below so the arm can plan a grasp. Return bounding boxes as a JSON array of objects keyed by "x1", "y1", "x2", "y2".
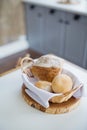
[{"x1": 22, "y1": 69, "x2": 85, "y2": 108}]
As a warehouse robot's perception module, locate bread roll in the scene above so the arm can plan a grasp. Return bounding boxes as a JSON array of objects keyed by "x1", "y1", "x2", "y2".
[
  {"x1": 35, "y1": 81, "x2": 52, "y2": 92},
  {"x1": 52, "y1": 74, "x2": 73, "y2": 93}
]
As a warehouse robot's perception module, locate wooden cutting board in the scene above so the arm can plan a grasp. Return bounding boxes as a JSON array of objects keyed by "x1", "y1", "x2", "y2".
[{"x1": 22, "y1": 85, "x2": 81, "y2": 114}]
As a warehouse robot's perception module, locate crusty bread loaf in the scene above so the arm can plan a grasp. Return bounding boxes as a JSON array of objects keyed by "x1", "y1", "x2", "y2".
[
  {"x1": 31, "y1": 66, "x2": 61, "y2": 82},
  {"x1": 30, "y1": 54, "x2": 63, "y2": 82},
  {"x1": 52, "y1": 74, "x2": 73, "y2": 93}
]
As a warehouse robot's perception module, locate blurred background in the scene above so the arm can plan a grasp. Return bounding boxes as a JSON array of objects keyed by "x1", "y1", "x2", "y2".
[
  {"x1": 0, "y1": 0, "x2": 87, "y2": 69},
  {"x1": 0, "y1": 0, "x2": 25, "y2": 46}
]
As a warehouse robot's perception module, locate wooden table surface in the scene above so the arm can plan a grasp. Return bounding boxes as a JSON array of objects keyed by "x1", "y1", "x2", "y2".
[{"x1": 0, "y1": 48, "x2": 42, "y2": 76}]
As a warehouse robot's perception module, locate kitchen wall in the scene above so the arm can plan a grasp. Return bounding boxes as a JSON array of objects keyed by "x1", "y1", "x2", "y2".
[{"x1": 0, "y1": 0, "x2": 25, "y2": 46}]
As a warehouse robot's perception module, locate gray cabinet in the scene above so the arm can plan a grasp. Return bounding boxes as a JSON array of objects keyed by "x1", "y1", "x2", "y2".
[
  {"x1": 83, "y1": 40, "x2": 87, "y2": 68},
  {"x1": 64, "y1": 13, "x2": 87, "y2": 68},
  {"x1": 43, "y1": 9, "x2": 65, "y2": 57},
  {"x1": 24, "y1": 4, "x2": 66, "y2": 56},
  {"x1": 24, "y1": 3, "x2": 87, "y2": 68},
  {"x1": 24, "y1": 4, "x2": 45, "y2": 53}
]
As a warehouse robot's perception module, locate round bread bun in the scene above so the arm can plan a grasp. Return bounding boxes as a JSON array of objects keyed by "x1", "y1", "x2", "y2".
[
  {"x1": 35, "y1": 81, "x2": 52, "y2": 92},
  {"x1": 52, "y1": 74, "x2": 73, "y2": 93}
]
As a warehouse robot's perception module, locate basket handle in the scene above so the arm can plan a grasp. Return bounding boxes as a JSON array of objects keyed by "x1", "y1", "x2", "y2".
[{"x1": 21, "y1": 57, "x2": 34, "y2": 73}]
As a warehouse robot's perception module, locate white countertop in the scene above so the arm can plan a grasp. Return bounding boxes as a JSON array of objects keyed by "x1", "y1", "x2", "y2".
[
  {"x1": 23, "y1": 0, "x2": 87, "y2": 16},
  {"x1": 0, "y1": 61, "x2": 87, "y2": 130}
]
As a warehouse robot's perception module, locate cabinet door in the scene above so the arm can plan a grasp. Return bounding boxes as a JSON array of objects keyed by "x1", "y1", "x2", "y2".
[
  {"x1": 83, "y1": 40, "x2": 87, "y2": 69},
  {"x1": 24, "y1": 4, "x2": 45, "y2": 53},
  {"x1": 43, "y1": 9, "x2": 66, "y2": 57},
  {"x1": 64, "y1": 13, "x2": 87, "y2": 67}
]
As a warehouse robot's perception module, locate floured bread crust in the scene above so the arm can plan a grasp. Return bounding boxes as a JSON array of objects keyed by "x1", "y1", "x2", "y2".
[
  {"x1": 33, "y1": 54, "x2": 63, "y2": 68},
  {"x1": 30, "y1": 54, "x2": 63, "y2": 82}
]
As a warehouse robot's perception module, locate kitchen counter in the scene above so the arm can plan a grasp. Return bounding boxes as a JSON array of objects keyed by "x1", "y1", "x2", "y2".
[
  {"x1": 23, "y1": 0, "x2": 87, "y2": 16},
  {"x1": 0, "y1": 59, "x2": 87, "y2": 130}
]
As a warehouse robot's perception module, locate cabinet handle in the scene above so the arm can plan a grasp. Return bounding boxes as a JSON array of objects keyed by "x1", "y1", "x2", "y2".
[
  {"x1": 59, "y1": 19, "x2": 63, "y2": 23},
  {"x1": 49, "y1": 9, "x2": 55, "y2": 14},
  {"x1": 74, "y1": 15, "x2": 81, "y2": 21},
  {"x1": 30, "y1": 5, "x2": 35, "y2": 10},
  {"x1": 65, "y1": 21, "x2": 70, "y2": 25}
]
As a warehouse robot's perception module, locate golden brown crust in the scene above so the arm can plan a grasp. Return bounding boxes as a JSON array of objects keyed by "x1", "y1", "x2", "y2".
[
  {"x1": 30, "y1": 66, "x2": 62, "y2": 82},
  {"x1": 22, "y1": 84, "x2": 81, "y2": 114}
]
